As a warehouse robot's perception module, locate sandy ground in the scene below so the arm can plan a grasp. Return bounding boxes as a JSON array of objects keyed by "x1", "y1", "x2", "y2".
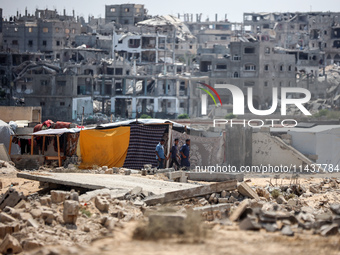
[{"x1": 1, "y1": 166, "x2": 340, "y2": 254}]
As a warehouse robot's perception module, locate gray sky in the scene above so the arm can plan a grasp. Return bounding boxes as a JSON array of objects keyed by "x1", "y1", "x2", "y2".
[{"x1": 2, "y1": 0, "x2": 339, "y2": 22}]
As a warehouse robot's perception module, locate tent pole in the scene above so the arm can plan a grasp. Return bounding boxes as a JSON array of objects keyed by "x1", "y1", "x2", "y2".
[
  {"x1": 57, "y1": 135, "x2": 61, "y2": 167},
  {"x1": 166, "y1": 124, "x2": 172, "y2": 168},
  {"x1": 42, "y1": 136, "x2": 46, "y2": 155},
  {"x1": 31, "y1": 136, "x2": 34, "y2": 155},
  {"x1": 9, "y1": 135, "x2": 12, "y2": 155}
]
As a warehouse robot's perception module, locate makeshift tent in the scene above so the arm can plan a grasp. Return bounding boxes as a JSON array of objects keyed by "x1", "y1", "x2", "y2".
[{"x1": 79, "y1": 127, "x2": 130, "y2": 169}]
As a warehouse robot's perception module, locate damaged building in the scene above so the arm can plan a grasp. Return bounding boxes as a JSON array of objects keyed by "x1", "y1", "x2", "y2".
[
  {"x1": 195, "y1": 40, "x2": 296, "y2": 114},
  {"x1": 2, "y1": 8, "x2": 81, "y2": 60},
  {"x1": 243, "y1": 12, "x2": 340, "y2": 64}
]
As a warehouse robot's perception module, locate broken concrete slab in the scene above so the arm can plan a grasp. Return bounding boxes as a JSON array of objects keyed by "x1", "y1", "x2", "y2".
[
  {"x1": 237, "y1": 182, "x2": 260, "y2": 201},
  {"x1": 79, "y1": 189, "x2": 128, "y2": 202},
  {"x1": 18, "y1": 172, "x2": 199, "y2": 195},
  {"x1": 144, "y1": 179, "x2": 237, "y2": 205},
  {"x1": 229, "y1": 199, "x2": 250, "y2": 222},
  {"x1": 193, "y1": 203, "x2": 231, "y2": 213},
  {"x1": 187, "y1": 172, "x2": 244, "y2": 182}
]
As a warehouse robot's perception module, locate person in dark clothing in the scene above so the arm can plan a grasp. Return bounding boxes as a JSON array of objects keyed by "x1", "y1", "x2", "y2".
[
  {"x1": 168, "y1": 138, "x2": 180, "y2": 170},
  {"x1": 155, "y1": 138, "x2": 166, "y2": 169},
  {"x1": 180, "y1": 139, "x2": 190, "y2": 169}
]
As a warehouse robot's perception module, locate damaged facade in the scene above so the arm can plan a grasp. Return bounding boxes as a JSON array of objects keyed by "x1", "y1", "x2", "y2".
[{"x1": 0, "y1": 6, "x2": 340, "y2": 120}]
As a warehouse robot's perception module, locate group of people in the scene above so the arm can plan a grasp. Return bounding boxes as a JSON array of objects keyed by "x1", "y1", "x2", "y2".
[{"x1": 155, "y1": 138, "x2": 190, "y2": 170}]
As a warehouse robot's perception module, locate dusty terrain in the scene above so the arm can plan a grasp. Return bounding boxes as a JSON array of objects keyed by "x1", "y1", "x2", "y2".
[{"x1": 0, "y1": 162, "x2": 339, "y2": 255}]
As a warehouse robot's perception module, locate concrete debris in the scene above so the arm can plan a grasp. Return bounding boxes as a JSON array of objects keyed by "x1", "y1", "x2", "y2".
[
  {"x1": 281, "y1": 225, "x2": 294, "y2": 236},
  {"x1": 0, "y1": 188, "x2": 25, "y2": 210},
  {"x1": 63, "y1": 200, "x2": 80, "y2": 225},
  {"x1": 95, "y1": 196, "x2": 110, "y2": 212},
  {"x1": 50, "y1": 190, "x2": 70, "y2": 204},
  {"x1": 237, "y1": 182, "x2": 260, "y2": 201},
  {"x1": 0, "y1": 234, "x2": 23, "y2": 254}
]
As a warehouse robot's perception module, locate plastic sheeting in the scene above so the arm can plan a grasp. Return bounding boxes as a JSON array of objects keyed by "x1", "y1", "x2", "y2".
[
  {"x1": 0, "y1": 120, "x2": 20, "y2": 155},
  {"x1": 79, "y1": 127, "x2": 130, "y2": 169}
]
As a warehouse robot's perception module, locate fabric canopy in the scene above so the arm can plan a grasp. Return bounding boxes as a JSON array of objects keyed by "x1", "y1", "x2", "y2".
[
  {"x1": 123, "y1": 124, "x2": 167, "y2": 169},
  {"x1": 79, "y1": 127, "x2": 130, "y2": 169}
]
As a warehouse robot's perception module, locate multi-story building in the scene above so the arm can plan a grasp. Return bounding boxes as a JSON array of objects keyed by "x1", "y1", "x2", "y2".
[
  {"x1": 2, "y1": 9, "x2": 81, "y2": 59},
  {"x1": 105, "y1": 4, "x2": 147, "y2": 26},
  {"x1": 195, "y1": 41, "x2": 296, "y2": 112},
  {"x1": 243, "y1": 12, "x2": 340, "y2": 64}
]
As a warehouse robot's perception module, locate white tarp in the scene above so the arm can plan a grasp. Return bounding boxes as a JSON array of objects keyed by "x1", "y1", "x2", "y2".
[
  {"x1": 32, "y1": 128, "x2": 80, "y2": 136},
  {"x1": 0, "y1": 120, "x2": 20, "y2": 155}
]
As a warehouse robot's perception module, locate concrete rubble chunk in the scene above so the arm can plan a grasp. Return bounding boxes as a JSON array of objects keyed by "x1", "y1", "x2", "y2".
[
  {"x1": 63, "y1": 200, "x2": 80, "y2": 225},
  {"x1": 130, "y1": 186, "x2": 143, "y2": 196},
  {"x1": 18, "y1": 212, "x2": 32, "y2": 221},
  {"x1": 0, "y1": 222, "x2": 20, "y2": 239},
  {"x1": 50, "y1": 190, "x2": 70, "y2": 204},
  {"x1": 276, "y1": 195, "x2": 287, "y2": 204},
  {"x1": 229, "y1": 199, "x2": 250, "y2": 222},
  {"x1": 239, "y1": 216, "x2": 261, "y2": 231},
  {"x1": 40, "y1": 196, "x2": 51, "y2": 206},
  {"x1": 148, "y1": 213, "x2": 186, "y2": 234},
  {"x1": 320, "y1": 224, "x2": 339, "y2": 236},
  {"x1": 0, "y1": 188, "x2": 25, "y2": 210},
  {"x1": 69, "y1": 190, "x2": 79, "y2": 202},
  {"x1": 105, "y1": 169, "x2": 113, "y2": 174},
  {"x1": 281, "y1": 225, "x2": 294, "y2": 236},
  {"x1": 0, "y1": 234, "x2": 22, "y2": 254},
  {"x1": 124, "y1": 169, "x2": 131, "y2": 175},
  {"x1": 0, "y1": 212, "x2": 16, "y2": 223},
  {"x1": 95, "y1": 196, "x2": 110, "y2": 212},
  {"x1": 330, "y1": 204, "x2": 340, "y2": 215},
  {"x1": 27, "y1": 218, "x2": 39, "y2": 228},
  {"x1": 30, "y1": 209, "x2": 42, "y2": 219},
  {"x1": 237, "y1": 182, "x2": 260, "y2": 201},
  {"x1": 13, "y1": 200, "x2": 27, "y2": 209},
  {"x1": 41, "y1": 211, "x2": 54, "y2": 225},
  {"x1": 22, "y1": 239, "x2": 43, "y2": 251}
]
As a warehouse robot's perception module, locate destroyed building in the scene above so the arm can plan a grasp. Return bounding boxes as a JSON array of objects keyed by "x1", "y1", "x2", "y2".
[
  {"x1": 195, "y1": 41, "x2": 296, "y2": 112},
  {"x1": 243, "y1": 12, "x2": 340, "y2": 64},
  {"x1": 2, "y1": 8, "x2": 81, "y2": 60},
  {"x1": 105, "y1": 4, "x2": 148, "y2": 26}
]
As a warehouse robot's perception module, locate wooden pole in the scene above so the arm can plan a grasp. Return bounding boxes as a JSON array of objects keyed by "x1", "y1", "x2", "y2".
[
  {"x1": 166, "y1": 124, "x2": 172, "y2": 168},
  {"x1": 42, "y1": 136, "x2": 46, "y2": 155},
  {"x1": 9, "y1": 135, "x2": 13, "y2": 155},
  {"x1": 57, "y1": 135, "x2": 61, "y2": 167},
  {"x1": 31, "y1": 136, "x2": 34, "y2": 155}
]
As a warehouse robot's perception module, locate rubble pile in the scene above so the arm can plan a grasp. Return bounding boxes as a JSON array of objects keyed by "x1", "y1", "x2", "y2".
[{"x1": 0, "y1": 187, "x2": 146, "y2": 253}]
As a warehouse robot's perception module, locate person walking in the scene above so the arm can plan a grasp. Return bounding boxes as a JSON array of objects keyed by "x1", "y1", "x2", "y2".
[
  {"x1": 180, "y1": 139, "x2": 190, "y2": 170},
  {"x1": 155, "y1": 138, "x2": 166, "y2": 169},
  {"x1": 168, "y1": 138, "x2": 180, "y2": 170}
]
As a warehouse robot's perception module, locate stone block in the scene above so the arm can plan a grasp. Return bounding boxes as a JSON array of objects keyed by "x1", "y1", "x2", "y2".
[
  {"x1": 63, "y1": 200, "x2": 79, "y2": 225},
  {"x1": 95, "y1": 196, "x2": 110, "y2": 212},
  {"x1": 50, "y1": 190, "x2": 70, "y2": 204}
]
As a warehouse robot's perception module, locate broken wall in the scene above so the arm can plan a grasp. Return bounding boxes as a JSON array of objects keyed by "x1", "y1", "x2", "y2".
[{"x1": 252, "y1": 130, "x2": 313, "y2": 167}]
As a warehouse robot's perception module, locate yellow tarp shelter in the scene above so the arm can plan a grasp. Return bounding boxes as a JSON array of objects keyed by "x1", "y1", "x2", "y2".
[{"x1": 79, "y1": 127, "x2": 130, "y2": 169}]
